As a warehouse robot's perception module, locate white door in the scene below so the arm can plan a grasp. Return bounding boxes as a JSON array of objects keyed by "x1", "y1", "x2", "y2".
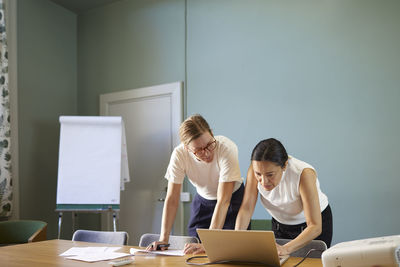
[{"x1": 100, "y1": 82, "x2": 183, "y2": 245}]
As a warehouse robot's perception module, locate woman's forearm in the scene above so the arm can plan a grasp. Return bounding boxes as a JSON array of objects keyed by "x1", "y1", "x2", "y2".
[
  {"x1": 209, "y1": 198, "x2": 231, "y2": 229},
  {"x1": 282, "y1": 223, "x2": 322, "y2": 254},
  {"x1": 209, "y1": 181, "x2": 234, "y2": 229},
  {"x1": 160, "y1": 182, "x2": 181, "y2": 242},
  {"x1": 160, "y1": 196, "x2": 179, "y2": 242},
  {"x1": 235, "y1": 164, "x2": 258, "y2": 230},
  {"x1": 235, "y1": 205, "x2": 254, "y2": 230}
]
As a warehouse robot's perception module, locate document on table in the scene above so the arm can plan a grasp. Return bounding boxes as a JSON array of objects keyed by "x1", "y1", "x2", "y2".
[
  {"x1": 130, "y1": 248, "x2": 185, "y2": 256},
  {"x1": 60, "y1": 247, "x2": 130, "y2": 262}
]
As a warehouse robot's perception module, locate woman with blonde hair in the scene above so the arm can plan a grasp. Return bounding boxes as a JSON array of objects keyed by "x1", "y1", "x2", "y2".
[{"x1": 147, "y1": 114, "x2": 245, "y2": 254}]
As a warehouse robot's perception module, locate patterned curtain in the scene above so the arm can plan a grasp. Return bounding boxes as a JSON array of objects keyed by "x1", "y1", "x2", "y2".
[{"x1": 0, "y1": 0, "x2": 12, "y2": 218}]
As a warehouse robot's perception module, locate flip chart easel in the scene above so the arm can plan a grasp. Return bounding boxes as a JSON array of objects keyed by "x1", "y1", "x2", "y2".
[{"x1": 55, "y1": 116, "x2": 130, "y2": 238}]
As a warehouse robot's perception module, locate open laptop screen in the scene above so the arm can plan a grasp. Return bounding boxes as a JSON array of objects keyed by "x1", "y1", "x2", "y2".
[{"x1": 197, "y1": 229, "x2": 289, "y2": 267}]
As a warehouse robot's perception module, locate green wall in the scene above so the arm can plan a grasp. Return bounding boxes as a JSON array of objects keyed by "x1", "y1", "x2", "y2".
[
  {"x1": 77, "y1": 0, "x2": 186, "y2": 238},
  {"x1": 186, "y1": 0, "x2": 400, "y2": 244},
  {"x1": 77, "y1": 0, "x2": 185, "y2": 115},
  {"x1": 17, "y1": 0, "x2": 77, "y2": 239},
  {"x1": 17, "y1": 0, "x2": 400, "y2": 244}
]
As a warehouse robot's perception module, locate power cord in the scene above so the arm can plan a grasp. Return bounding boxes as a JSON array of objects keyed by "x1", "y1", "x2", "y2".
[{"x1": 292, "y1": 249, "x2": 324, "y2": 267}]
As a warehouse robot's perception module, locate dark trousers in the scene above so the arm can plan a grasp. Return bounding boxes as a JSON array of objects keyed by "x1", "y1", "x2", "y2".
[
  {"x1": 271, "y1": 204, "x2": 333, "y2": 247},
  {"x1": 188, "y1": 184, "x2": 246, "y2": 239}
]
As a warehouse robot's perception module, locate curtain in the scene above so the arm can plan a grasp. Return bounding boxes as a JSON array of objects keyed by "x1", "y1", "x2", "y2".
[{"x1": 0, "y1": 0, "x2": 12, "y2": 218}]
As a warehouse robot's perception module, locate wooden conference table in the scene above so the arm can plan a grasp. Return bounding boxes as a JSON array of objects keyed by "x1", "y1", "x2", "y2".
[{"x1": 0, "y1": 239, "x2": 323, "y2": 267}]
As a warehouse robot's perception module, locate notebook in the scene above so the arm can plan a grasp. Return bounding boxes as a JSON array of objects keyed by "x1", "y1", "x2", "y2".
[{"x1": 197, "y1": 229, "x2": 289, "y2": 267}]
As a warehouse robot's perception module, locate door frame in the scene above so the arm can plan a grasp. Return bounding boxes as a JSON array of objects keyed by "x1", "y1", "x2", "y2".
[{"x1": 99, "y1": 81, "x2": 184, "y2": 235}]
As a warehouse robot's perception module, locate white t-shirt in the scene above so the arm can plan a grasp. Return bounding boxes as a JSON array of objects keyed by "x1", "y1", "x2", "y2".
[
  {"x1": 258, "y1": 156, "x2": 329, "y2": 225},
  {"x1": 165, "y1": 135, "x2": 243, "y2": 200}
]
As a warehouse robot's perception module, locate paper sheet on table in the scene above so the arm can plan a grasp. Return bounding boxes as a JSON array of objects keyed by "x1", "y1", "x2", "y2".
[
  {"x1": 130, "y1": 248, "x2": 185, "y2": 256},
  {"x1": 60, "y1": 247, "x2": 130, "y2": 262},
  {"x1": 65, "y1": 252, "x2": 130, "y2": 262},
  {"x1": 60, "y1": 246, "x2": 121, "y2": 256}
]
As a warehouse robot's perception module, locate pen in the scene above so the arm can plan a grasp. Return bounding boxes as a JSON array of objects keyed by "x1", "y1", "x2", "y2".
[{"x1": 156, "y1": 243, "x2": 170, "y2": 250}]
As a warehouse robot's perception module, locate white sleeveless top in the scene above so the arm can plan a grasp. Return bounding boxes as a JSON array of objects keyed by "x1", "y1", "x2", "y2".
[{"x1": 258, "y1": 156, "x2": 329, "y2": 225}]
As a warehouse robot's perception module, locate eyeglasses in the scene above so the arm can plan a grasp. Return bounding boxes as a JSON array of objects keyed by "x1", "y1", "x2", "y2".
[{"x1": 189, "y1": 139, "x2": 217, "y2": 157}]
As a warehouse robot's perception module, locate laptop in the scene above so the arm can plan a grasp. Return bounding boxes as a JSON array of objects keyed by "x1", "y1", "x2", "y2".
[{"x1": 197, "y1": 229, "x2": 289, "y2": 267}]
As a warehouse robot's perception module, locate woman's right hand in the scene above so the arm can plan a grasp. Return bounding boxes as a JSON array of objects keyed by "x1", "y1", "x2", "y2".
[
  {"x1": 276, "y1": 243, "x2": 290, "y2": 256},
  {"x1": 183, "y1": 243, "x2": 205, "y2": 254},
  {"x1": 146, "y1": 241, "x2": 169, "y2": 251}
]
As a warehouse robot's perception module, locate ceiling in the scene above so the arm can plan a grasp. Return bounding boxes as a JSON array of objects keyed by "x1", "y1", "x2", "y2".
[{"x1": 49, "y1": 0, "x2": 120, "y2": 14}]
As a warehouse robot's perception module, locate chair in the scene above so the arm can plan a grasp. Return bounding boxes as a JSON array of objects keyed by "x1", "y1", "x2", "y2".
[
  {"x1": 72, "y1": 230, "x2": 129, "y2": 245},
  {"x1": 250, "y1": 219, "x2": 272, "y2": 230},
  {"x1": 276, "y1": 238, "x2": 327, "y2": 258},
  {"x1": 139, "y1": 233, "x2": 199, "y2": 249},
  {"x1": 0, "y1": 220, "x2": 47, "y2": 245}
]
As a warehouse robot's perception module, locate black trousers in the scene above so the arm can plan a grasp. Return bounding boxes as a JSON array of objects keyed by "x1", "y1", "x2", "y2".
[
  {"x1": 271, "y1": 204, "x2": 333, "y2": 247},
  {"x1": 188, "y1": 184, "x2": 246, "y2": 239}
]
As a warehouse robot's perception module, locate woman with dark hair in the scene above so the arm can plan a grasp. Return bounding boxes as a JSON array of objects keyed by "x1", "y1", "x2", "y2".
[{"x1": 235, "y1": 138, "x2": 332, "y2": 256}]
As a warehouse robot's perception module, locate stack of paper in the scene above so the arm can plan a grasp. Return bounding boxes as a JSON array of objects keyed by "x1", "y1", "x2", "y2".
[{"x1": 60, "y1": 247, "x2": 130, "y2": 262}]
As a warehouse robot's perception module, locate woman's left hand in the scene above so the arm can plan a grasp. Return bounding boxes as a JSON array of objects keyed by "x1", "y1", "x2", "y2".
[
  {"x1": 276, "y1": 243, "x2": 290, "y2": 256},
  {"x1": 184, "y1": 243, "x2": 205, "y2": 254}
]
